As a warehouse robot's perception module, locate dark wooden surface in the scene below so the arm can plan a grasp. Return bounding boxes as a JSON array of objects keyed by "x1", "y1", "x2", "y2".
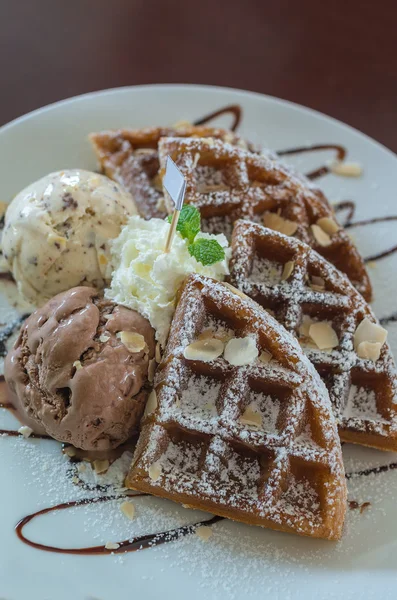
[{"x1": 1, "y1": 0, "x2": 396, "y2": 151}]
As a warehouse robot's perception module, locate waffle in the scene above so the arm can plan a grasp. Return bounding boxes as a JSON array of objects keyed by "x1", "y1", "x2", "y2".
[
  {"x1": 229, "y1": 220, "x2": 397, "y2": 451},
  {"x1": 126, "y1": 274, "x2": 347, "y2": 540},
  {"x1": 89, "y1": 124, "x2": 249, "y2": 220},
  {"x1": 158, "y1": 136, "x2": 372, "y2": 301}
]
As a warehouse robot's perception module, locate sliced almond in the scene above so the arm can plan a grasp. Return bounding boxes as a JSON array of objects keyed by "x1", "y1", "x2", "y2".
[
  {"x1": 195, "y1": 526, "x2": 213, "y2": 541},
  {"x1": 222, "y1": 282, "x2": 250, "y2": 301},
  {"x1": 311, "y1": 224, "x2": 331, "y2": 247},
  {"x1": 281, "y1": 260, "x2": 295, "y2": 281},
  {"x1": 263, "y1": 212, "x2": 298, "y2": 236},
  {"x1": 331, "y1": 161, "x2": 363, "y2": 177},
  {"x1": 316, "y1": 217, "x2": 340, "y2": 235},
  {"x1": 120, "y1": 501, "x2": 136, "y2": 520},
  {"x1": 148, "y1": 461, "x2": 162, "y2": 482},
  {"x1": 192, "y1": 152, "x2": 200, "y2": 169},
  {"x1": 239, "y1": 404, "x2": 262, "y2": 428},
  {"x1": 73, "y1": 360, "x2": 82, "y2": 371},
  {"x1": 18, "y1": 426, "x2": 33, "y2": 438},
  {"x1": 117, "y1": 331, "x2": 146, "y2": 353},
  {"x1": 354, "y1": 318, "x2": 387, "y2": 351},
  {"x1": 134, "y1": 148, "x2": 155, "y2": 156},
  {"x1": 105, "y1": 542, "x2": 120, "y2": 551},
  {"x1": 99, "y1": 334, "x2": 110, "y2": 343},
  {"x1": 98, "y1": 253, "x2": 108, "y2": 266},
  {"x1": 309, "y1": 322, "x2": 339, "y2": 350},
  {"x1": 148, "y1": 358, "x2": 156, "y2": 384},
  {"x1": 310, "y1": 275, "x2": 325, "y2": 291},
  {"x1": 93, "y1": 459, "x2": 110, "y2": 474},
  {"x1": 259, "y1": 350, "x2": 272, "y2": 363},
  {"x1": 144, "y1": 390, "x2": 157, "y2": 418},
  {"x1": 357, "y1": 341, "x2": 382, "y2": 361},
  {"x1": 224, "y1": 336, "x2": 259, "y2": 366},
  {"x1": 184, "y1": 338, "x2": 224, "y2": 362},
  {"x1": 64, "y1": 445, "x2": 77, "y2": 458},
  {"x1": 155, "y1": 343, "x2": 162, "y2": 363},
  {"x1": 299, "y1": 317, "x2": 313, "y2": 339}
]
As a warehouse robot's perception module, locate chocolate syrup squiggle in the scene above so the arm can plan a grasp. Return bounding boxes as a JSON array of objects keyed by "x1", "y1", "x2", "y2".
[
  {"x1": 277, "y1": 144, "x2": 346, "y2": 180},
  {"x1": 15, "y1": 495, "x2": 223, "y2": 555},
  {"x1": 0, "y1": 313, "x2": 30, "y2": 358},
  {"x1": 193, "y1": 105, "x2": 242, "y2": 131}
]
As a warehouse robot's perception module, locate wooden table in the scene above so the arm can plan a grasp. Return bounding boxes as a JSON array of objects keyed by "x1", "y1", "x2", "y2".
[{"x1": 1, "y1": 0, "x2": 396, "y2": 151}]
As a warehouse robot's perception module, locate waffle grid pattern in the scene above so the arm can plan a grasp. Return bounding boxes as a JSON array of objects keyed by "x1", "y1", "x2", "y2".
[
  {"x1": 158, "y1": 136, "x2": 371, "y2": 300},
  {"x1": 90, "y1": 125, "x2": 247, "y2": 220},
  {"x1": 127, "y1": 275, "x2": 346, "y2": 540},
  {"x1": 229, "y1": 220, "x2": 397, "y2": 450}
]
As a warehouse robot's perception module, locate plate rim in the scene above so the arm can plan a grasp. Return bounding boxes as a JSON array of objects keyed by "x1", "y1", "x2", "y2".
[{"x1": 1, "y1": 83, "x2": 396, "y2": 162}]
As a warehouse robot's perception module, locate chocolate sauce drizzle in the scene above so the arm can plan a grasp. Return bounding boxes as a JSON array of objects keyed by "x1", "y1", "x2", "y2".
[
  {"x1": 277, "y1": 144, "x2": 346, "y2": 180},
  {"x1": 193, "y1": 104, "x2": 242, "y2": 132},
  {"x1": 2, "y1": 105, "x2": 397, "y2": 557},
  {"x1": 0, "y1": 313, "x2": 30, "y2": 358},
  {"x1": 15, "y1": 495, "x2": 223, "y2": 555}
]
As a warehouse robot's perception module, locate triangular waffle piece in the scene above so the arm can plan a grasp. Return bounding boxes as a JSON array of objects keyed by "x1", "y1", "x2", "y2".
[
  {"x1": 126, "y1": 274, "x2": 346, "y2": 540},
  {"x1": 229, "y1": 220, "x2": 397, "y2": 451},
  {"x1": 158, "y1": 136, "x2": 372, "y2": 301},
  {"x1": 90, "y1": 124, "x2": 248, "y2": 220}
]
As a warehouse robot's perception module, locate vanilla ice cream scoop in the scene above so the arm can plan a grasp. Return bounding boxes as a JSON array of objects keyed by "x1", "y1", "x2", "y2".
[{"x1": 2, "y1": 169, "x2": 137, "y2": 305}]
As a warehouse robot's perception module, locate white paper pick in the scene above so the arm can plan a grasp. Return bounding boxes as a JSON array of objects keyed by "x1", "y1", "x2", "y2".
[{"x1": 163, "y1": 156, "x2": 186, "y2": 210}]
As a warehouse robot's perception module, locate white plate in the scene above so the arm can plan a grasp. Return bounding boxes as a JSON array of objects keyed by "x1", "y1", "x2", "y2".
[{"x1": 1, "y1": 85, "x2": 397, "y2": 600}]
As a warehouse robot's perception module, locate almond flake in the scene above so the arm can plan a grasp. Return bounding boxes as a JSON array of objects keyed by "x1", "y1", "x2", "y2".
[
  {"x1": 357, "y1": 341, "x2": 382, "y2": 361},
  {"x1": 311, "y1": 224, "x2": 331, "y2": 247},
  {"x1": 281, "y1": 260, "x2": 295, "y2": 281},
  {"x1": 144, "y1": 390, "x2": 157, "y2": 418},
  {"x1": 310, "y1": 275, "x2": 325, "y2": 291},
  {"x1": 259, "y1": 350, "x2": 272, "y2": 363},
  {"x1": 93, "y1": 459, "x2": 110, "y2": 474},
  {"x1": 192, "y1": 152, "x2": 200, "y2": 168},
  {"x1": 224, "y1": 336, "x2": 258, "y2": 366},
  {"x1": 148, "y1": 461, "x2": 162, "y2": 482},
  {"x1": 120, "y1": 501, "x2": 136, "y2": 520},
  {"x1": 99, "y1": 334, "x2": 110, "y2": 343},
  {"x1": 353, "y1": 318, "x2": 387, "y2": 351},
  {"x1": 155, "y1": 343, "x2": 162, "y2": 363},
  {"x1": 134, "y1": 148, "x2": 155, "y2": 155},
  {"x1": 184, "y1": 338, "x2": 224, "y2": 362},
  {"x1": 18, "y1": 426, "x2": 33, "y2": 438},
  {"x1": 195, "y1": 526, "x2": 213, "y2": 541},
  {"x1": 309, "y1": 322, "x2": 339, "y2": 350},
  {"x1": 331, "y1": 161, "x2": 363, "y2": 177},
  {"x1": 105, "y1": 542, "x2": 120, "y2": 551},
  {"x1": 152, "y1": 172, "x2": 163, "y2": 192},
  {"x1": 299, "y1": 316, "x2": 313, "y2": 339},
  {"x1": 64, "y1": 446, "x2": 77, "y2": 457},
  {"x1": 73, "y1": 360, "x2": 82, "y2": 370},
  {"x1": 148, "y1": 359, "x2": 156, "y2": 383},
  {"x1": 316, "y1": 217, "x2": 340, "y2": 235},
  {"x1": 117, "y1": 331, "x2": 146, "y2": 353},
  {"x1": 222, "y1": 282, "x2": 250, "y2": 301},
  {"x1": 263, "y1": 212, "x2": 298, "y2": 236},
  {"x1": 239, "y1": 404, "x2": 262, "y2": 428}
]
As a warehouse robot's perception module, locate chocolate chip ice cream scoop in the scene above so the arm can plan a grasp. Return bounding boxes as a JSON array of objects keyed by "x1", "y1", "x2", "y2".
[{"x1": 4, "y1": 287, "x2": 156, "y2": 450}]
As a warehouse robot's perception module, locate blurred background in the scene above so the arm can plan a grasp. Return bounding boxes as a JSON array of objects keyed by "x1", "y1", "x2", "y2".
[{"x1": 1, "y1": 0, "x2": 396, "y2": 150}]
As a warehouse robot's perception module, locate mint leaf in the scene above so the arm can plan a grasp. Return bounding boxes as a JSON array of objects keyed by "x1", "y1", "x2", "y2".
[
  {"x1": 188, "y1": 238, "x2": 225, "y2": 266},
  {"x1": 167, "y1": 205, "x2": 201, "y2": 243}
]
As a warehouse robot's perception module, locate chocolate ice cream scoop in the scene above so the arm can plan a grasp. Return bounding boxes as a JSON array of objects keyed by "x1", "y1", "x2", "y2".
[{"x1": 4, "y1": 287, "x2": 156, "y2": 451}]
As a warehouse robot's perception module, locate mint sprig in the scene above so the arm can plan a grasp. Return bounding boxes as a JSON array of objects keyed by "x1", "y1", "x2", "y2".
[
  {"x1": 188, "y1": 238, "x2": 225, "y2": 266},
  {"x1": 168, "y1": 204, "x2": 200, "y2": 244},
  {"x1": 167, "y1": 204, "x2": 225, "y2": 266}
]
